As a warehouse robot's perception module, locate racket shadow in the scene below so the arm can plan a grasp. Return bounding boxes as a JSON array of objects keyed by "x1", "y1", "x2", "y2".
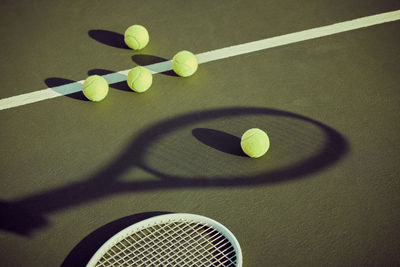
[{"x1": 0, "y1": 107, "x2": 349, "y2": 236}]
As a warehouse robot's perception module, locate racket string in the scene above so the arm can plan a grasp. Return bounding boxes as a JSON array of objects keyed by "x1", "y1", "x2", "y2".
[
  {"x1": 95, "y1": 220, "x2": 237, "y2": 266},
  {"x1": 97, "y1": 222, "x2": 180, "y2": 266},
  {"x1": 113, "y1": 224, "x2": 178, "y2": 265},
  {"x1": 139, "y1": 221, "x2": 214, "y2": 266},
  {"x1": 158, "y1": 221, "x2": 235, "y2": 266},
  {"x1": 181, "y1": 223, "x2": 236, "y2": 266},
  {"x1": 160, "y1": 222, "x2": 223, "y2": 266}
]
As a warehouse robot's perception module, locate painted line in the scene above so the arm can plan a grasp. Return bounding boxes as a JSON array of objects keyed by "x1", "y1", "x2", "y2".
[{"x1": 1, "y1": 10, "x2": 399, "y2": 111}]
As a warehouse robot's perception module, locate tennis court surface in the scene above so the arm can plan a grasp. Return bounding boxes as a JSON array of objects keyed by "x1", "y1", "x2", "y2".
[{"x1": 1, "y1": 1, "x2": 400, "y2": 266}]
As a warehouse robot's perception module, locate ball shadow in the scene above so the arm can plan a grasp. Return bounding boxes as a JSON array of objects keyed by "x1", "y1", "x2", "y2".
[
  {"x1": 192, "y1": 128, "x2": 246, "y2": 157},
  {"x1": 88, "y1": 30, "x2": 129, "y2": 49},
  {"x1": 131, "y1": 54, "x2": 178, "y2": 77},
  {"x1": 88, "y1": 69, "x2": 131, "y2": 92},
  {"x1": 132, "y1": 54, "x2": 167, "y2": 65},
  {"x1": 87, "y1": 69, "x2": 114, "y2": 76},
  {"x1": 61, "y1": 211, "x2": 170, "y2": 267},
  {"x1": 45, "y1": 77, "x2": 87, "y2": 101}
]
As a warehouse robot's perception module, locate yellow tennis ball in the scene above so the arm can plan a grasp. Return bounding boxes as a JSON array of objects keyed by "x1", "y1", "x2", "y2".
[
  {"x1": 124, "y1": 25, "x2": 149, "y2": 50},
  {"x1": 172, "y1": 50, "x2": 198, "y2": 77},
  {"x1": 82, "y1": 75, "x2": 109, "y2": 102},
  {"x1": 241, "y1": 128, "x2": 270, "y2": 158},
  {"x1": 127, "y1": 66, "x2": 153, "y2": 93}
]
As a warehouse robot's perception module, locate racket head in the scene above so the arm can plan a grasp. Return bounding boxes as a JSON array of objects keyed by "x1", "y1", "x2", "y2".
[
  {"x1": 86, "y1": 213, "x2": 242, "y2": 267},
  {"x1": 131, "y1": 107, "x2": 347, "y2": 184}
]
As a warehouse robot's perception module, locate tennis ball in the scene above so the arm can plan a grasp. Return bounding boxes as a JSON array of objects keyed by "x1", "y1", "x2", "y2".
[
  {"x1": 124, "y1": 25, "x2": 149, "y2": 50},
  {"x1": 241, "y1": 128, "x2": 270, "y2": 158},
  {"x1": 127, "y1": 66, "x2": 153, "y2": 93},
  {"x1": 172, "y1": 50, "x2": 198, "y2": 77},
  {"x1": 82, "y1": 75, "x2": 109, "y2": 102}
]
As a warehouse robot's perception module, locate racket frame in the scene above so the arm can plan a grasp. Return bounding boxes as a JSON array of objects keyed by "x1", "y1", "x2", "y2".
[{"x1": 86, "y1": 213, "x2": 243, "y2": 267}]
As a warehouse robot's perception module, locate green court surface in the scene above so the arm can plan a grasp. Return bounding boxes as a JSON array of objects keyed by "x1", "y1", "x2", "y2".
[{"x1": 1, "y1": 1, "x2": 400, "y2": 266}]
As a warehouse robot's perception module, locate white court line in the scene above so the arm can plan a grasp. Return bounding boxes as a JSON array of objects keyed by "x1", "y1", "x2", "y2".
[{"x1": 1, "y1": 10, "x2": 399, "y2": 111}]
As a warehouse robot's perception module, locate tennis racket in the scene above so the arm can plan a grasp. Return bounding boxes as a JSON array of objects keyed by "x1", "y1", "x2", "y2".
[{"x1": 86, "y1": 213, "x2": 242, "y2": 267}]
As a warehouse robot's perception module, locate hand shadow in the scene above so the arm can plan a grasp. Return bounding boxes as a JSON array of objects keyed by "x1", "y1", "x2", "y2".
[
  {"x1": 0, "y1": 201, "x2": 48, "y2": 236},
  {"x1": 88, "y1": 30, "x2": 129, "y2": 49}
]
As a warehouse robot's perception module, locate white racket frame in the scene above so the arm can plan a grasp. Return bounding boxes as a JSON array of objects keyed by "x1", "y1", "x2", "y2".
[{"x1": 86, "y1": 213, "x2": 243, "y2": 267}]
